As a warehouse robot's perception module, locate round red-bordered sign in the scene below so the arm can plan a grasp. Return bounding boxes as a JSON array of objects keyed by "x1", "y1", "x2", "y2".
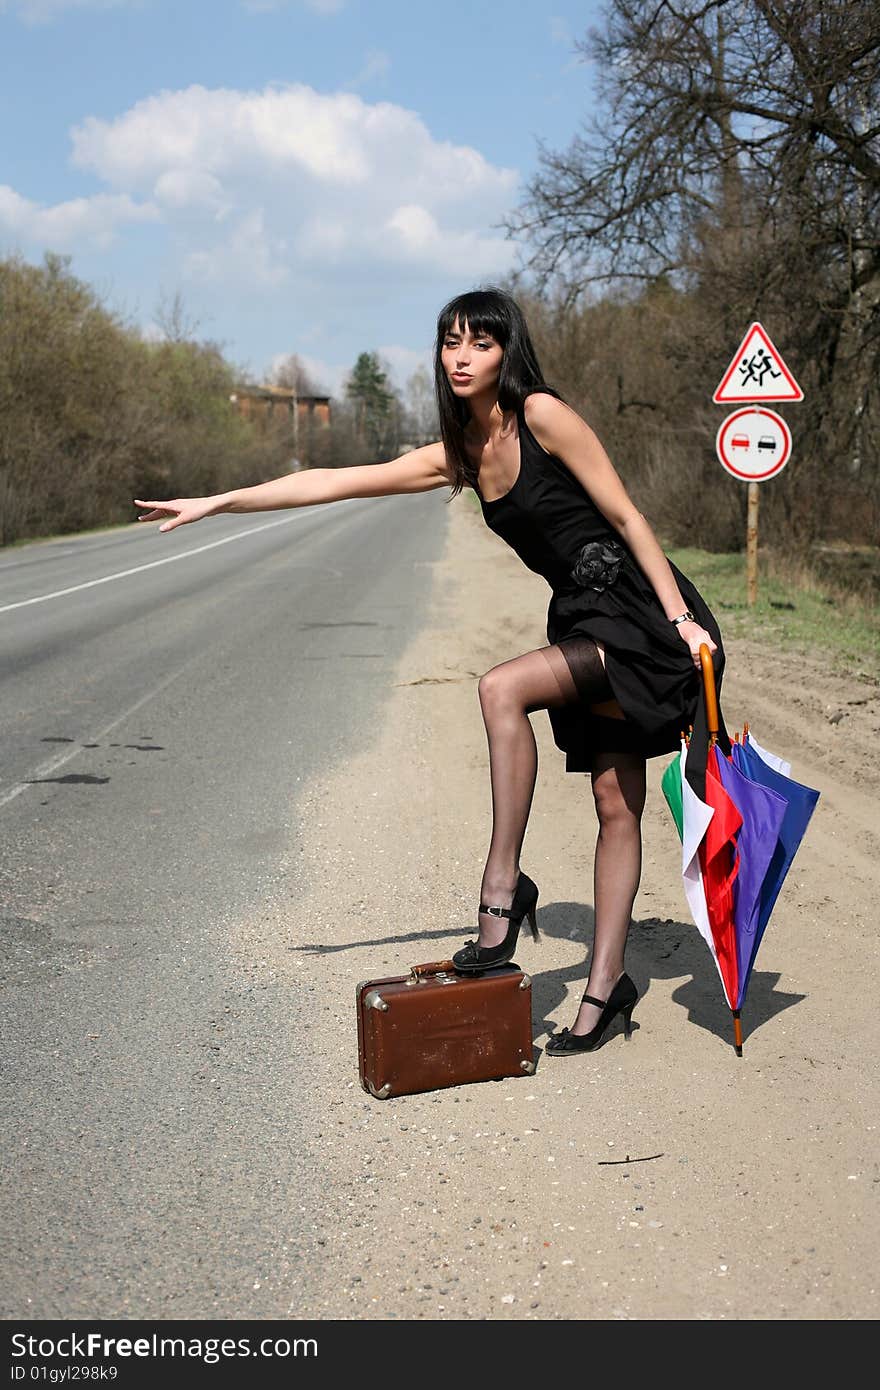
[{"x1": 716, "y1": 406, "x2": 792, "y2": 481}]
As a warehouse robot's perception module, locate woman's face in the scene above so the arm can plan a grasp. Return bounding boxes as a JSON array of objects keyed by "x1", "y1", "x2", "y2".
[{"x1": 440, "y1": 316, "x2": 504, "y2": 399}]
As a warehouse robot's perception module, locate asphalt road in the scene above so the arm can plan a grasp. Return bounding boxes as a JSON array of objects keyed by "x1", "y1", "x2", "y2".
[{"x1": 0, "y1": 491, "x2": 448, "y2": 1318}]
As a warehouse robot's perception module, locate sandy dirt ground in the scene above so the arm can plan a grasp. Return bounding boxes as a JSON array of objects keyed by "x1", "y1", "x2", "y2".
[{"x1": 233, "y1": 495, "x2": 878, "y2": 1321}]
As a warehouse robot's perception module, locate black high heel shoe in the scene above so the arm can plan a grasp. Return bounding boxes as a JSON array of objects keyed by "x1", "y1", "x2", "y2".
[
  {"x1": 452, "y1": 871, "x2": 540, "y2": 974},
  {"x1": 545, "y1": 972, "x2": 638, "y2": 1054}
]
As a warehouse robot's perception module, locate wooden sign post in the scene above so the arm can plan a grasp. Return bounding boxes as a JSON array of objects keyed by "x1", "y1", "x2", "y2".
[
  {"x1": 712, "y1": 324, "x2": 803, "y2": 607},
  {"x1": 747, "y1": 482, "x2": 759, "y2": 608}
]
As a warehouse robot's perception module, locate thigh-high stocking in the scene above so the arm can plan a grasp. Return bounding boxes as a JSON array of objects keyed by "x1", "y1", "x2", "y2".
[{"x1": 475, "y1": 637, "x2": 614, "y2": 948}]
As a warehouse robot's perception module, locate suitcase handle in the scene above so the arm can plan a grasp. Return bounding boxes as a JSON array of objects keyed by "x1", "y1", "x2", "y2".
[{"x1": 409, "y1": 959, "x2": 457, "y2": 979}]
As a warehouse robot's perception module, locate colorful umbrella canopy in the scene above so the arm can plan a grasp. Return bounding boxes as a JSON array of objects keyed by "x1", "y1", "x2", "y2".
[
  {"x1": 731, "y1": 734, "x2": 820, "y2": 992},
  {"x1": 662, "y1": 646, "x2": 820, "y2": 1053},
  {"x1": 714, "y1": 750, "x2": 788, "y2": 1008},
  {"x1": 699, "y1": 742, "x2": 743, "y2": 1011},
  {"x1": 662, "y1": 740, "x2": 718, "y2": 986}
]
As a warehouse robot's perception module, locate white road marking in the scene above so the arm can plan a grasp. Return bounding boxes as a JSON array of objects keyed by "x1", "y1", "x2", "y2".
[
  {"x1": 0, "y1": 500, "x2": 370, "y2": 807},
  {"x1": 0, "y1": 512, "x2": 305, "y2": 615}
]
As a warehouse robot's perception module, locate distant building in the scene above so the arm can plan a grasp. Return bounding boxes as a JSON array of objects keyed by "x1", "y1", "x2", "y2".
[{"x1": 229, "y1": 385, "x2": 331, "y2": 435}]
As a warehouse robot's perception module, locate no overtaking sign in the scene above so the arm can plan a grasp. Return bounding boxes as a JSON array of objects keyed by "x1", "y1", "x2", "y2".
[{"x1": 716, "y1": 406, "x2": 791, "y2": 481}]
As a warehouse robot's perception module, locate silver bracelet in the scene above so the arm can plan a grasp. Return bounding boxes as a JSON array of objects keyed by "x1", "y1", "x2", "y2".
[{"x1": 670, "y1": 610, "x2": 695, "y2": 626}]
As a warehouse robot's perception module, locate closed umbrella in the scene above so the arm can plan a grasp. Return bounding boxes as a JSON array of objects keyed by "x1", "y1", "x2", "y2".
[
  {"x1": 662, "y1": 733, "x2": 742, "y2": 1018},
  {"x1": 730, "y1": 733, "x2": 820, "y2": 1005},
  {"x1": 714, "y1": 751, "x2": 788, "y2": 1008},
  {"x1": 663, "y1": 646, "x2": 820, "y2": 1054}
]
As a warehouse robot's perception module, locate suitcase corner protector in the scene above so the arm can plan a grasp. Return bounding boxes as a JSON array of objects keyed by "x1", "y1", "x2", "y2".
[{"x1": 367, "y1": 1080, "x2": 392, "y2": 1099}]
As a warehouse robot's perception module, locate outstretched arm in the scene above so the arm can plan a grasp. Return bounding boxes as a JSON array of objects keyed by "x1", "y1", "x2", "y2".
[
  {"x1": 523, "y1": 393, "x2": 716, "y2": 667},
  {"x1": 135, "y1": 442, "x2": 452, "y2": 532}
]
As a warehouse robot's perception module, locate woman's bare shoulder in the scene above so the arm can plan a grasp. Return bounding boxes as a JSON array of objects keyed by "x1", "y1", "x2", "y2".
[
  {"x1": 523, "y1": 392, "x2": 581, "y2": 430},
  {"x1": 522, "y1": 393, "x2": 593, "y2": 457}
]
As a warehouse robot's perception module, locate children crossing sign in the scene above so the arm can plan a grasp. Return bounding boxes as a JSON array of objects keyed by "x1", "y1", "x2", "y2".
[{"x1": 713, "y1": 322, "x2": 803, "y2": 403}]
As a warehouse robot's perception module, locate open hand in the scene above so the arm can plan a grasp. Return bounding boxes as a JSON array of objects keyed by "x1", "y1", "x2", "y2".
[{"x1": 134, "y1": 497, "x2": 215, "y2": 532}]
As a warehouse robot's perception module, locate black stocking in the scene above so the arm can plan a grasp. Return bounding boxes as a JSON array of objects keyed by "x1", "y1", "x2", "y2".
[{"x1": 475, "y1": 637, "x2": 616, "y2": 947}]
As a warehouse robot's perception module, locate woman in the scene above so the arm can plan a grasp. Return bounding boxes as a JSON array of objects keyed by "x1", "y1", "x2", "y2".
[{"x1": 135, "y1": 287, "x2": 727, "y2": 1055}]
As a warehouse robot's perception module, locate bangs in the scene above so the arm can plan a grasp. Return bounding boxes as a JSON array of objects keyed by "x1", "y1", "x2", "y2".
[{"x1": 437, "y1": 290, "x2": 510, "y2": 345}]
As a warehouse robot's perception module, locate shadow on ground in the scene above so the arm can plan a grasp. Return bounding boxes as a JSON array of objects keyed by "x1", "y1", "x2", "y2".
[{"x1": 294, "y1": 899, "x2": 805, "y2": 1051}]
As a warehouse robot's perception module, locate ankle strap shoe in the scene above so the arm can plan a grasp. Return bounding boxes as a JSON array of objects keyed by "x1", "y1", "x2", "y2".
[{"x1": 452, "y1": 871, "x2": 540, "y2": 974}]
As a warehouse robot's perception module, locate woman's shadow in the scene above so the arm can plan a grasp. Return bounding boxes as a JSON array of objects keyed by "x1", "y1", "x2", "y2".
[
  {"x1": 528, "y1": 901, "x2": 805, "y2": 1051},
  {"x1": 295, "y1": 898, "x2": 804, "y2": 1051}
]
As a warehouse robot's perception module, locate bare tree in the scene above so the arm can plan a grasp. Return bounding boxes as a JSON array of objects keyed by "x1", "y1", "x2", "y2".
[
  {"x1": 403, "y1": 363, "x2": 439, "y2": 444},
  {"x1": 510, "y1": 2, "x2": 879, "y2": 293},
  {"x1": 508, "y1": 0, "x2": 880, "y2": 545},
  {"x1": 154, "y1": 288, "x2": 201, "y2": 344},
  {"x1": 269, "y1": 352, "x2": 322, "y2": 395}
]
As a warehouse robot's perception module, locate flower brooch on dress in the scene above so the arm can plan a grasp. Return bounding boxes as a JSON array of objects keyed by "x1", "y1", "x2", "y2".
[{"x1": 569, "y1": 539, "x2": 624, "y2": 592}]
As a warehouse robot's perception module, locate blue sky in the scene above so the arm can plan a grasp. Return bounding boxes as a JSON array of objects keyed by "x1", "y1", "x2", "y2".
[{"x1": 0, "y1": 0, "x2": 603, "y2": 393}]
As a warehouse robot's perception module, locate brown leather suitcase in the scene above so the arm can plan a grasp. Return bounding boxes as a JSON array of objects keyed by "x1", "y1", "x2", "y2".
[{"x1": 357, "y1": 959, "x2": 535, "y2": 1099}]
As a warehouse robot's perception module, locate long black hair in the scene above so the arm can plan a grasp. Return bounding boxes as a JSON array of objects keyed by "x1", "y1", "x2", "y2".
[{"x1": 434, "y1": 287, "x2": 560, "y2": 498}]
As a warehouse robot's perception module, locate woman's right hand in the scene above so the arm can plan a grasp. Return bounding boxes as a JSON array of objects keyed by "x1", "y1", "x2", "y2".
[{"x1": 134, "y1": 497, "x2": 220, "y2": 532}]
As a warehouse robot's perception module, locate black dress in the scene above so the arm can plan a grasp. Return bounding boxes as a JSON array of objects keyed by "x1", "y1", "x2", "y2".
[{"x1": 472, "y1": 405, "x2": 729, "y2": 774}]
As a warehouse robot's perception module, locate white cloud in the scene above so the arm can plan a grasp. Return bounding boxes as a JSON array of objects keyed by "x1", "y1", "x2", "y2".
[
  {"x1": 184, "y1": 208, "x2": 289, "y2": 288},
  {"x1": 383, "y1": 203, "x2": 509, "y2": 276},
  {"x1": 70, "y1": 83, "x2": 516, "y2": 204},
  {"x1": 348, "y1": 48, "x2": 391, "y2": 89},
  {"x1": 0, "y1": 184, "x2": 158, "y2": 249},
  {"x1": 387, "y1": 203, "x2": 437, "y2": 248},
  {"x1": 241, "y1": 0, "x2": 344, "y2": 13},
  {"x1": 62, "y1": 81, "x2": 517, "y2": 286},
  {"x1": 0, "y1": 78, "x2": 519, "y2": 375},
  {"x1": 153, "y1": 168, "x2": 229, "y2": 216},
  {"x1": 0, "y1": 0, "x2": 137, "y2": 22},
  {"x1": 73, "y1": 85, "x2": 374, "y2": 187}
]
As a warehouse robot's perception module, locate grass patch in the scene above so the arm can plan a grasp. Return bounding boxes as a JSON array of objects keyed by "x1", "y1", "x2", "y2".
[
  {"x1": 809, "y1": 542, "x2": 880, "y2": 602},
  {"x1": 667, "y1": 546, "x2": 880, "y2": 683}
]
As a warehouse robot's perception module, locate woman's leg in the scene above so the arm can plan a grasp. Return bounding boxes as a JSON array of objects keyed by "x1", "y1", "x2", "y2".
[
  {"x1": 475, "y1": 640, "x2": 612, "y2": 948},
  {"x1": 568, "y1": 749, "x2": 647, "y2": 1034}
]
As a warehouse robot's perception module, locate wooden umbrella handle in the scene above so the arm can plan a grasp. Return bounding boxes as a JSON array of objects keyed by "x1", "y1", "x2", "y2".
[{"x1": 699, "y1": 643, "x2": 719, "y2": 742}]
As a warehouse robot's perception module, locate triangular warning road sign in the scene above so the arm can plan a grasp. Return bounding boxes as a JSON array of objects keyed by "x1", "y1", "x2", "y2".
[{"x1": 713, "y1": 322, "x2": 803, "y2": 404}]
